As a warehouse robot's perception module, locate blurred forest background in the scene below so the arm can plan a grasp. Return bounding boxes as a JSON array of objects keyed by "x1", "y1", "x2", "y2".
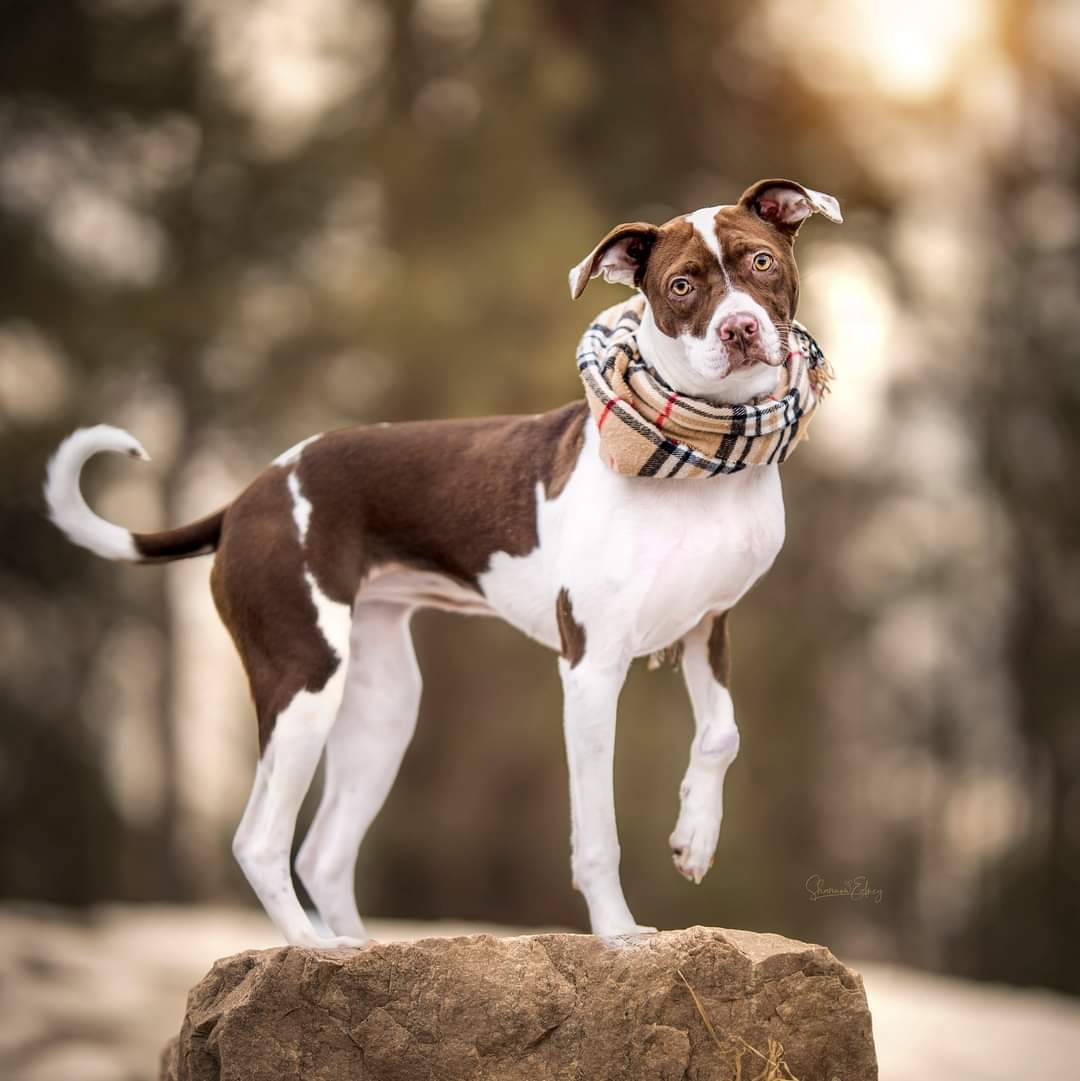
[{"x1": 1, "y1": 0, "x2": 1078, "y2": 997}]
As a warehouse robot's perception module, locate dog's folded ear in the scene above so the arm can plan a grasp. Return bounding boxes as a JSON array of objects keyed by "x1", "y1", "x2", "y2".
[
  {"x1": 568, "y1": 222, "x2": 659, "y2": 300},
  {"x1": 739, "y1": 179, "x2": 843, "y2": 236}
]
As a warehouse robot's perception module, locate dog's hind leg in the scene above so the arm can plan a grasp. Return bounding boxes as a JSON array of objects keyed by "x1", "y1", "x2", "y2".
[
  {"x1": 296, "y1": 601, "x2": 421, "y2": 939},
  {"x1": 669, "y1": 611, "x2": 740, "y2": 885},
  {"x1": 219, "y1": 571, "x2": 360, "y2": 946},
  {"x1": 211, "y1": 464, "x2": 368, "y2": 947},
  {"x1": 234, "y1": 652, "x2": 362, "y2": 946}
]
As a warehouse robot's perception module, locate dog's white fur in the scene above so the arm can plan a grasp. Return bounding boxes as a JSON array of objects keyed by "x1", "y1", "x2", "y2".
[
  {"x1": 45, "y1": 190, "x2": 837, "y2": 945},
  {"x1": 44, "y1": 425, "x2": 149, "y2": 561},
  {"x1": 474, "y1": 420, "x2": 783, "y2": 933}
]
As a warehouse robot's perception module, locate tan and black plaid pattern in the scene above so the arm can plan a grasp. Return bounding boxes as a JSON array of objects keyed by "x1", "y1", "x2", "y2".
[{"x1": 576, "y1": 296, "x2": 833, "y2": 478}]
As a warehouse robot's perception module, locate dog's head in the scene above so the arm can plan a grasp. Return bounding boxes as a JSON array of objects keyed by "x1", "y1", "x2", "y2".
[{"x1": 569, "y1": 179, "x2": 842, "y2": 403}]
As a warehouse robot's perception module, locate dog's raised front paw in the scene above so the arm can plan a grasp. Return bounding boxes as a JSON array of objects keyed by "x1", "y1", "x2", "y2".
[{"x1": 669, "y1": 821, "x2": 719, "y2": 885}]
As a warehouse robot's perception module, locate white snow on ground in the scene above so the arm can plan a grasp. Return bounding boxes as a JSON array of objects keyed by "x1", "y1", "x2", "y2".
[
  {"x1": 1, "y1": 904, "x2": 1078, "y2": 1081},
  {"x1": 862, "y1": 959, "x2": 1080, "y2": 1081}
]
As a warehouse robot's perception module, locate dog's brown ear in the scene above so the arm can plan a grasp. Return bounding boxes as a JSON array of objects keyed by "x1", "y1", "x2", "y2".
[
  {"x1": 568, "y1": 222, "x2": 659, "y2": 300},
  {"x1": 739, "y1": 179, "x2": 842, "y2": 236}
]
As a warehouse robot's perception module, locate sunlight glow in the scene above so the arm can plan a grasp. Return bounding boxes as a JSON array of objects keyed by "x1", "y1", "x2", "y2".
[
  {"x1": 854, "y1": 0, "x2": 991, "y2": 101},
  {"x1": 799, "y1": 245, "x2": 896, "y2": 469},
  {"x1": 765, "y1": 0, "x2": 994, "y2": 102}
]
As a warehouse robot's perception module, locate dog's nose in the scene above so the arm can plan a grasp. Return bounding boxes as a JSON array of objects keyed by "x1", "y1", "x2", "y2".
[{"x1": 719, "y1": 312, "x2": 758, "y2": 342}]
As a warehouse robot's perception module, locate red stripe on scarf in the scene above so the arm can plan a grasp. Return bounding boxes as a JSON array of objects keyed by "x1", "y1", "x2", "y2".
[
  {"x1": 598, "y1": 397, "x2": 623, "y2": 431},
  {"x1": 655, "y1": 391, "x2": 678, "y2": 430}
]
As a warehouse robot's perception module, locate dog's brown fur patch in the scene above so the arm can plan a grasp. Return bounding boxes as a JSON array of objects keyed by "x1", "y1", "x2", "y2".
[
  {"x1": 545, "y1": 404, "x2": 588, "y2": 501},
  {"x1": 707, "y1": 611, "x2": 731, "y2": 686},
  {"x1": 555, "y1": 587, "x2": 586, "y2": 668},
  {"x1": 293, "y1": 401, "x2": 589, "y2": 604},
  {"x1": 134, "y1": 510, "x2": 224, "y2": 562},
  {"x1": 210, "y1": 469, "x2": 342, "y2": 751},
  {"x1": 205, "y1": 401, "x2": 590, "y2": 749}
]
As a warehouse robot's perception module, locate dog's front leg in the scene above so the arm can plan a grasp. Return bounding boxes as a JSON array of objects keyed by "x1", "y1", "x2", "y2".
[
  {"x1": 669, "y1": 611, "x2": 740, "y2": 884},
  {"x1": 559, "y1": 653, "x2": 648, "y2": 938}
]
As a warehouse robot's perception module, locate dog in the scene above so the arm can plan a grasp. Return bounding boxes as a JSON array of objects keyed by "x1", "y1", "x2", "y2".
[{"x1": 45, "y1": 178, "x2": 841, "y2": 946}]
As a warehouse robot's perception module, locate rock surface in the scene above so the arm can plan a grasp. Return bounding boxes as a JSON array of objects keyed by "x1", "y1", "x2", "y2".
[{"x1": 160, "y1": 926, "x2": 876, "y2": 1081}]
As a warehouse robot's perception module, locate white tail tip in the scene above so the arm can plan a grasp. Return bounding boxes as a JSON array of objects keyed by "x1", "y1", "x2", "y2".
[{"x1": 44, "y1": 425, "x2": 149, "y2": 561}]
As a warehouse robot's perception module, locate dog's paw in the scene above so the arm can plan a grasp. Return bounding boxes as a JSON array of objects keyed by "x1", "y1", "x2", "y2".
[
  {"x1": 669, "y1": 820, "x2": 719, "y2": 885},
  {"x1": 595, "y1": 923, "x2": 658, "y2": 946},
  {"x1": 309, "y1": 935, "x2": 372, "y2": 950}
]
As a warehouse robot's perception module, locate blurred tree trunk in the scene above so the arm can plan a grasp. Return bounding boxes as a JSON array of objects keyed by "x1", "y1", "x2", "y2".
[{"x1": 962, "y1": 70, "x2": 1080, "y2": 990}]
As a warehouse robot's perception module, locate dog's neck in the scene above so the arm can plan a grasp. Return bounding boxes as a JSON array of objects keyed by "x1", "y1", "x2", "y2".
[{"x1": 636, "y1": 301, "x2": 782, "y2": 406}]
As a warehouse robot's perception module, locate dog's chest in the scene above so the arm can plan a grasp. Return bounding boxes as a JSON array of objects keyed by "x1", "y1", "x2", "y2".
[{"x1": 480, "y1": 422, "x2": 786, "y2": 655}]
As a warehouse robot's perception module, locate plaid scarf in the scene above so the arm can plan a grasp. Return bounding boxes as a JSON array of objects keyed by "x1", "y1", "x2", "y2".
[{"x1": 576, "y1": 296, "x2": 833, "y2": 478}]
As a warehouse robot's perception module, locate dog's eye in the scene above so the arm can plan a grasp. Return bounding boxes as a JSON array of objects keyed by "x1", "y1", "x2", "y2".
[
  {"x1": 752, "y1": 252, "x2": 774, "y2": 272},
  {"x1": 670, "y1": 277, "x2": 692, "y2": 297}
]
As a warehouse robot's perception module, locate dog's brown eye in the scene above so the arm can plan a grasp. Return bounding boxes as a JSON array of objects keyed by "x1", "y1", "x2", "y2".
[
  {"x1": 670, "y1": 277, "x2": 692, "y2": 297},
  {"x1": 752, "y1": 252, "x2": 773, "y2": 272}
]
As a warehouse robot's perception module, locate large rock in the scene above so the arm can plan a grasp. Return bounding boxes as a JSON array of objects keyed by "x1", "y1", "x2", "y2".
[{"x1": 160, "y1": 927, "x2": 876, "y2": 1081}]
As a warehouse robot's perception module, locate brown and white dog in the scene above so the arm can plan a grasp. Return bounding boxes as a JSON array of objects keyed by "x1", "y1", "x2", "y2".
[{"x1": 45, "y1": 178, "x2": 840, "y2": 946}]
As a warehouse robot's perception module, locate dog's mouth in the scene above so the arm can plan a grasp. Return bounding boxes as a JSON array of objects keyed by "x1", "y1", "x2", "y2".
[
  {"x1": 691, "y1": 356, "x2": 781, "y2": 405},
  {"x1": 724, "y1": 339, "x2": 776, "y2": 371},
  {"x1": 698, "y1": 342, "x2": 779, "y2": 379}
]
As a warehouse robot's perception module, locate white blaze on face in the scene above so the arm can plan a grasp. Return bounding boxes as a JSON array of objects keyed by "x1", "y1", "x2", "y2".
[
  {"x1": 684, "y1": 206, "x2": 729, "y2": 281},
  {"x1": 684, "y1": 206, "x2": 782, "y2": 364}
]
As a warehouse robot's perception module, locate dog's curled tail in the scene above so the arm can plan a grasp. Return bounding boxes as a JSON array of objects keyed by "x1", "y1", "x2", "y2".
[{"x1": 45, "y1": 425, "x2": 223, "y2": 563}]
